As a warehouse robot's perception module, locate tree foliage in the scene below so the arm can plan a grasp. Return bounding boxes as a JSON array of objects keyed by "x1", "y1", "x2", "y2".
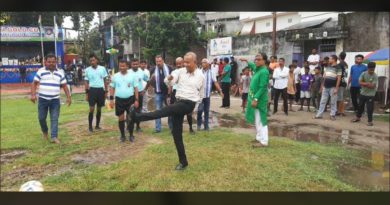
[
  {"x1": 0, "y1": 12, "x2": 94, "y2": 30},
  {"x1": 116, "y1": 12, "x2": 201, "y2": 61}
]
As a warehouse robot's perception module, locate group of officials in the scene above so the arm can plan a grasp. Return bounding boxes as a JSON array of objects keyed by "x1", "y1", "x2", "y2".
[{"x1": 31, "y1": 52, "x2": 269, "y2": 170}]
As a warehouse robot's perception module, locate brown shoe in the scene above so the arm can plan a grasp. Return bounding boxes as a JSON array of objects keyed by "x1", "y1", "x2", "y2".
[
  {"x1": 51, "y1": 138, "x2": 61, "y2": 144},
  {"x1": 252, "y1": 142, "x2": 268, "y2": 148}
]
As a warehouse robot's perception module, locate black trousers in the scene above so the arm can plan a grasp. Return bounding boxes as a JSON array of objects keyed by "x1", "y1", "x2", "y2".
[
  {"x1": 169, "y1": 90, "x2": 193, "y2": 129},
  {"x1": 295, "y1": 83, "x2": 301, "y2": 102},
  {"x1": 135, "y1": 99, "x2": 196, "y2": 165},
  {"x1": 357, "y1": 95, "x2": 374, "y2": 122},
  {"x1": 274, "y1": 88, "x2": 288, "y2": 114},
  {"x1": 350, "y1": 87, "x2": 361, "y2": 111},
  {"x1": 221, "y1": 82, "x2": 230, "y2": 107}
]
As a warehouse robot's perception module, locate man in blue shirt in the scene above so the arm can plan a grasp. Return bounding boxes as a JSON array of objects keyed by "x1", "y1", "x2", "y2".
[
  {"x1": 129, "y1": 58, "x2": 149, "y2": 134},
  {"x1": 348, "y1": 54, "x2": 368, "y2": 112},
  {"x1": 85, "y1": 54, "x2": 109, "y2": 133},
  {"x1": 109, "y1": 59, "x2": 139, "y2": 142}
]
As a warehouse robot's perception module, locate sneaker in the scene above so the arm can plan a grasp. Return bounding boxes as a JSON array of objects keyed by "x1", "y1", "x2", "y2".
[
  {"x1": 88, "y1": 127, "x2": 93, "y2": 133},
  {"x1": 95, "y1": 126, "x2": 102, "y2": 130},
  {"x1": 330, "y1": 116, "x2": 336, "y2": 121},
  {"x1": 51, "y1": 138, "x2": 61, "y2": 144}
]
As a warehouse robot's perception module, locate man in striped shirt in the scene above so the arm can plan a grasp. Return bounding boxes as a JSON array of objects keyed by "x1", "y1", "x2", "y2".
[
  {"x1": 197, "y1": 58, "x2": 223, "y2": 131},
  {"x1": 31, "y1": 54, "x2": 71, "y2": 144}
]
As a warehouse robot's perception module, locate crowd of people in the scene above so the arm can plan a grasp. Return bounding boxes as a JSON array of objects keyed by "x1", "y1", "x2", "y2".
[{"x1": 30, "y1": 49, "x2": 380, "y2": 171}]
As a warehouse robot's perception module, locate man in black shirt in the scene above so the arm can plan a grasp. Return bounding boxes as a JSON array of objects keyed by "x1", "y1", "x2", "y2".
[{"x1": 19, "y1": 67, "x2": 27, "y2": 83}]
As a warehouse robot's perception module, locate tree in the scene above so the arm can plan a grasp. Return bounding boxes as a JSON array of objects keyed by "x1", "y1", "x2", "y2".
[
  {"x1": 116, "y1": 12, "x2": 201, "y2": 62},
  {"x1": 0, "y1": 12, "x2": 94, "y2": 30}
]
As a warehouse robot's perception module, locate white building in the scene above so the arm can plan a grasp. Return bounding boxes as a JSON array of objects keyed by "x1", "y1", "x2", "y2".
[{"x1": 239, "y1": 12, "x2": 346, "y2": 35}]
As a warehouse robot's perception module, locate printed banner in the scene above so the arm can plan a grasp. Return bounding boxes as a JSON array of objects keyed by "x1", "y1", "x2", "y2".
[
  {"x1": 0, "y1": 26, "x2": 63, "y2": 42},
  {"x1": 210, "y1": 37, "x2": 232, "y2": 56}
]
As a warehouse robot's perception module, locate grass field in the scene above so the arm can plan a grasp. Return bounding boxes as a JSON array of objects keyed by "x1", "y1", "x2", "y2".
[{"x1": 0, "y1": 94, "x2": 380, "y2": 191}]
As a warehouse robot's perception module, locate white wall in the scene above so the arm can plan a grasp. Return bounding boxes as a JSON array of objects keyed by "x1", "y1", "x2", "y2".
[{"x1": 254, "y1": 13, "x2": 300, "y2": 33}]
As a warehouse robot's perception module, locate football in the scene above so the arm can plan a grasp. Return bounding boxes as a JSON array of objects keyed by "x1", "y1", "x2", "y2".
[{"x1": 19, "y1": 180, "x2": 44, "y2": 192}]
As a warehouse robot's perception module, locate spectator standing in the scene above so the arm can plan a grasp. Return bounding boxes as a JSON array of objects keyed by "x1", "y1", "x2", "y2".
[
  {"x1": 348, "y1": 54, "x2": 368, "y2": 112},
  {"x1": 287, "y1": 64, "x2": 297, "y2": 112},
  {"x1": 307, "y1": 48, "x2": 320, "y2": 75},
  {"x1": 240, "y1": 67, "x2": 251, "y2": 113},
  {"x1": 336, "y1": 52, "x2": 348, "y2": 116},
  {"x1": 220, "y1": 57, "x2": 231, "y2": 108},
  {"x1": 272, "y1": 58, "x2": 289, "y2": 115},
  {"x1": 311, "y1": 67, "x2": 323, "y2": 111},
  {"x1": 351, "y1": 62, "x2": 378, "y2": 126},
  {"x1": 299, "y1": 66, "x2": 314, "y2": 112},
  {"x1": 314, "y1": 55, "x2": 342, "y2": 121}
]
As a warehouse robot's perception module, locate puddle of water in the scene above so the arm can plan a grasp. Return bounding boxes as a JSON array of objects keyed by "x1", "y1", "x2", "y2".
[
  {"x1": 338, "y1": 160, "x2": 390, "y2": 191},
  {"x1": 207, "y1": 111, "x2": 390, "y2": 190},
  {"x1": 0, "y1": 149, "x2": 28, "y2": 164}
]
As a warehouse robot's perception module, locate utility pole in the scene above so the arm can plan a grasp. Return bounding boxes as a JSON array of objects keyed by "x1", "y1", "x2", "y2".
[{"x1": 272, "y1": 12, "x2": 277, "y2": 57}]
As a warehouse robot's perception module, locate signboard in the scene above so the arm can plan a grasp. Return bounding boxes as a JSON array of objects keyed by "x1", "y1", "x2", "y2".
[
  {"x1": 210, "y1": 37, "x2": 232, "y2": 56},
  {"x1": 0, "y1": 26, "x2": 63, "y2": 42}
]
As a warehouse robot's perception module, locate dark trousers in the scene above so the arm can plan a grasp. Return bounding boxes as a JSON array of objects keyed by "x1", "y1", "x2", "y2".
[
  {"x1": 135, "y1": 99, "x2": 196, "y2": 165},
  {"x1": 135, "y1": 94, "x2": 143, "y2": 129},
  {"x1": 197, "y1": 97, "x2": 211, "y2": 130},
  {"x1": 350, "y1": 87, "x2": 361, "y2": 111},
  {"x1": 295, "y1": 83, "x2": 301, "y2": 102},
  {"x1": 274, "y1": 88, "x2": 288, "y2": 114},
  {"x1": 357, "y1": 95, "x2": 374, "y2": 122},
  {"x1": 221, "y1": 82, "x2": 230, "y2": 107},
  {"x1": 168, "y1": 90, "x2": 193, "y2": 130}
]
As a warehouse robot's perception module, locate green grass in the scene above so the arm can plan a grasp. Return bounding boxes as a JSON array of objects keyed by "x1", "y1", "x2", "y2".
[
  {"x1": 0, "y1": 94, "x2": 377, "y2": 191},
  {"x1": 374, "y1": 114, "x2": 389, "y2": 122}
]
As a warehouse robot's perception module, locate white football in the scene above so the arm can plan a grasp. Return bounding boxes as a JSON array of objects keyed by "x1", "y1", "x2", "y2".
[{"x1": 19, "y1": 180, "x2": 44, "y2": 192}]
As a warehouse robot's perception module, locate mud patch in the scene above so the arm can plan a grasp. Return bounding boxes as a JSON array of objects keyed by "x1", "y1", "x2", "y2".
[
  {"x1": 71, "y1": 136, "x2": 163, "y2": 165},
  {"x1": 1, "y1": 149, "x2": 28, "y2": 164}
]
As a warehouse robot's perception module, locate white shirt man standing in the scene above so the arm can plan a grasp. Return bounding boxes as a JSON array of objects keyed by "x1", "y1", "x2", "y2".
[
  {"x1": 307, "y1": 48, "x2": 320, "y2": 75},
  {"x1": 272, "y1": 58, "x2": 289, "y2": 115}
]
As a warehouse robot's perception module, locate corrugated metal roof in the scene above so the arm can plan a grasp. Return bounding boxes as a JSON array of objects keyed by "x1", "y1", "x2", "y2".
[{"x1": 283, "y1": 18, "x2": 331, "y2": 31}]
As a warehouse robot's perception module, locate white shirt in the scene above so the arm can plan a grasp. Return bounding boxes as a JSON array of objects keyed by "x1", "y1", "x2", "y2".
[
  {"x1": 211, "y1": 63, "x2": 219, "y2": 77},
  {"x1": 141, "y1": 68, "x2": 150, "y2": 89},
  {"x1": 293, "y1": 67, "x2": 304, "y2": 83},
  {"x1": 308, "y1": 54, "x2": 320, "y2": 74},
  {"x1": 34, "y1": 67, "x2": 66, "y2": 100},
  {"x1": 164, "y1": 67, "x2": 205, "y2": 103},
  {"x1": 273, "y1": 66, "x2": 289, "y2": 89},
  {"x1": 201, "y1": 68, "x2": 217, "y2": 98}
]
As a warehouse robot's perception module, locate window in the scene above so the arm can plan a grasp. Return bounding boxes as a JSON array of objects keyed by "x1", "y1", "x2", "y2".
[
  {"x1": 266, "y1": 22, "x2": 270, "y2": 27},
  {"x1": 288, "y1": 18, "x2": 292, "y2": 23}
]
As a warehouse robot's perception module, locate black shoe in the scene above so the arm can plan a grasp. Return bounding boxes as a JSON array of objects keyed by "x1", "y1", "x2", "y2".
[
  {"x1": 189, "y1": 129, "x2": 195, "y2": 135},
  {"x1": 95, "y1": 126, "x2": 101, "y2": 130},
  {"x1": 129, "y1": 105, "x2": 137, "y2": 122},
  {"x1": 219, "y1": 106, "x2": 225, "y2": 108},
  {"x1": 129, "y1": 135, "x2": 135, "y2": 142},
  {"x1": 136, "y1": 127, "x2": 142, "y2": 133},
  {"x1": 175, "y1": 163, "x2": 188, "y2": 171},
  {"x1": 225, "y1": 106, "x2": 230, "y2": 109},
  {"x1": 88, "y1": 127, "x2": 93, "y2": 133},
  {"x1": 154, "y1": 130, "x2": 161, "y2": 134}
]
